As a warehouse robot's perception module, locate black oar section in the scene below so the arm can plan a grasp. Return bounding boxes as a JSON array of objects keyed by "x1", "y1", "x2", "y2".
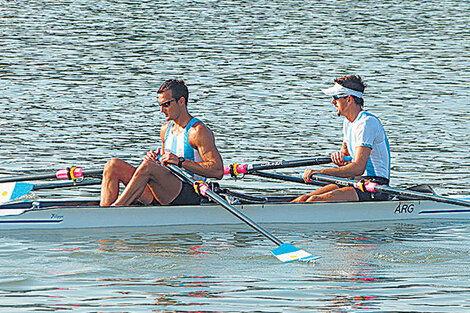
[
  {"x1": 310, "y1": 173, "x2": 470, "y2": 208},
  {"x1": 251, "y1": 170, "x2": 329, "y2": 187},
  {"x1": 0, "y1": 173, "x2": 58, "y2": 183},
  {"x1": 224, "y1": 157, "x2": 333, "y2": 177},
  {"x1": 167, "y1": 165, "x2": 319, "y2": 262},
  {"x1": 0, "y1": 167, "x2": 103, "y2": 183},
  {"x1": 32, "y1": 179, "x2": 102, "y2": 191}
]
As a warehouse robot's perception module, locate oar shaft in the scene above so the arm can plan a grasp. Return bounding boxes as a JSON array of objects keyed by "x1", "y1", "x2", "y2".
[
  {"x1": 0, "y1": 179, "x2": 102, "y2": 204},
  {"x1": 0, "y1": 167, "x2": 103, "y2": 183},
  {"x1": 224, "y1": 157, "x2": 333, "y2": 176},
  {"x1": 251, "y1": 170, "x2": 329, "y2": 187},
  {"x1": 375, "y1": 184, "x2": 470, "y2": 207},
  {"x1": 168, "y1": 165, "x2": 283, "y2": 246},
  {"x1": 309, "y1": 174, "x2": 358, "y2": 188},
  {"x1": 32, "y1": 179, "x2": 102, "y2": 191},
  {"x1": 202, "y1": 183, "x2": 283, "y2": 246},
  {"x1": 0, "y1": 173, "x2": 56, "y2": 183},
  {"x1": 310, "y1": 174, "x2": 470, "y2": 208},
  {"x1": 247, "y1": 157, "x2": 333, "y2": 171}
]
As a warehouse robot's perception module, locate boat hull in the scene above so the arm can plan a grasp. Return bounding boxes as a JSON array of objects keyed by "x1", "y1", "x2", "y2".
[{"x1": 1, "y1": 198, "x2": 470, "y2": 230}]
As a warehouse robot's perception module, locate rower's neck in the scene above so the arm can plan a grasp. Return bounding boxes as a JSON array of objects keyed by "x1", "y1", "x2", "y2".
[
  {"x1": 171, "y1": 112, "x2": 193, "y2": 133},
  {"x1": 345, "y1": 106, "x2": 363, "y2": 123}
]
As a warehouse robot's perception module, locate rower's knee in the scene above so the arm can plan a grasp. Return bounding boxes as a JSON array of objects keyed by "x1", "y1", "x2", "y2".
[
  {"x1": 306, "y1": 195, "x2": 319, "y2": 202},
  {"x1": 103, "y1": 158, "x2": 123, "y2": 178},
  {"x1": 134, "y1": 159, "x2": 156, "y2": 177},
  {"x1": 291, "y1": 195, "x2": 308, "y2": 202}
]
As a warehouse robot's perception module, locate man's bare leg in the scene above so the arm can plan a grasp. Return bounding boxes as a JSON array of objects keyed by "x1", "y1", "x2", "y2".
[
  {"x1": 100, "y1": 158, "x2": 136, "y2": 206},
  {"x1": 305, "y1": 186, "x2": 359, "y2": 202},
  {"x1": 291, "y1": 184, "x2": 339, "y2": 202},
  {"x1": 113, "y1": 159, "x2": 183, "y2": 206},
  {"x1": 100, "y1": 158, "x2": 155, "y2": 206}
]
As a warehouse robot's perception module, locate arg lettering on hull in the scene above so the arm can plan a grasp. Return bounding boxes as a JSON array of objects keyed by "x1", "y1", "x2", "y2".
[{"x1": 394, "y1": 203, "x2": 415, "y2": 214}]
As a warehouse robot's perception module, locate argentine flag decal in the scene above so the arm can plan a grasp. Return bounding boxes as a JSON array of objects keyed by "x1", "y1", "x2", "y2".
[
  {"x1": 271, "y1": 243, "x2": 321, "y2": 263},
  {"x1": 0, "y1": 182, "x2": 34, "y2": 204}
]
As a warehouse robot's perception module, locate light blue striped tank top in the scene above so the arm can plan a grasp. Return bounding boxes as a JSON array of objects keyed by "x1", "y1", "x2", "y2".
[{"x1": 164, "y1": 117, "x2": 205, "y2": 180}]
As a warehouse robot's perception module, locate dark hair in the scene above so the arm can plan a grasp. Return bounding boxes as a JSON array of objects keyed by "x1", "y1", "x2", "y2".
[
  {"x1": 158, "y1": 79, "x2": 189, "y2": 105},
  {"x1": 335, "y1": 75, "x2": 367, "y2": 107}
]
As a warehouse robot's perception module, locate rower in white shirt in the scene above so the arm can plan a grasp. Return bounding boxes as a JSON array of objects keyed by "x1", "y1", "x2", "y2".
[{"x1": 293, "y1": 75, "x2": 391, "y2": 202}]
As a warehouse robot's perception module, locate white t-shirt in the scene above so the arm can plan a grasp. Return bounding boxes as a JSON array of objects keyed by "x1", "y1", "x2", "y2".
[{"x1": 343, "y1": 110, "x2": 391, "y2": 180}]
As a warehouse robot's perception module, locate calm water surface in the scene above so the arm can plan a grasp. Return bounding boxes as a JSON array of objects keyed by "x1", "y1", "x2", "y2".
[{"x1": 1, "y1": 0, "x2": 470, "y2": 311}]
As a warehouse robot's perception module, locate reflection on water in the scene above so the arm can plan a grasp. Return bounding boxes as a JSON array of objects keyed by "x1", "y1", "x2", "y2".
[{"x1": 0, "y1": 222, "x2": 469, "y2": 311}]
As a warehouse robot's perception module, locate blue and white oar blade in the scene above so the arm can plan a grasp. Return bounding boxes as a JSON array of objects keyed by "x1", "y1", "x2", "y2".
[
  {"x1": 0, "y1": 182, "x2": 34, "y2": 204},
  {"x1": 271, "y1": 243, "x2": 320, "y2": 263}
]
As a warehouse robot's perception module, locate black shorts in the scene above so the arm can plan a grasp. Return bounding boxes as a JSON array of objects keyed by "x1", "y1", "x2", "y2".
[
  {"x1": 151, "y1": 182, "x2": 203, "y2": 206},
  {"x1": 352, "y1": 176, "x2": 390, "y2": 202}
]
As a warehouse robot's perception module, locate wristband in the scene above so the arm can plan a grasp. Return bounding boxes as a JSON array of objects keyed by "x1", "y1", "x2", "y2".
[{"x1": 177, "y1": 157, "x2": 185, "y2": 168}]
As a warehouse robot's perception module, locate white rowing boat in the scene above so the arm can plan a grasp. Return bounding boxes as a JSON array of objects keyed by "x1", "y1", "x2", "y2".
[
  {"x1": 3, "y1": 161, "x2": 468, "y2": 262},
  {"x1": 1, "y1": 196, "x2": 469, "y2": 230}
]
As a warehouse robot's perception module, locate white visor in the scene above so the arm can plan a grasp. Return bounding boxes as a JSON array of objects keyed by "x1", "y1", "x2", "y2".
[{"x1": 321, "y1": 83, "x2": 363, "y2": 98}]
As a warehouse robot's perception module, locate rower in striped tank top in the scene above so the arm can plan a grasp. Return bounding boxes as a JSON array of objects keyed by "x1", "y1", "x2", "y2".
[
  {"x1": 163, "y1": 117, "x2": 205, "y2": 182},
  {"x1": 100, "y1": 79, "x2": 224, "y2": 207}
]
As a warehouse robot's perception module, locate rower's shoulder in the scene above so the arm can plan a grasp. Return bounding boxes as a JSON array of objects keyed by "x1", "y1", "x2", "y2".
[
  {"x1": 362, "y1": 110, "x2": 381, "y2": 119},
  {"x1": 189, "y1": 117, "x2": 209, "y2": 130},
  {"x1": 188, "y1": 120, "x2": 216, "y2": 143},
  {"x1": 360, "y1": 111, "x2": 383, "y2": 124},
  {"x1": 191, "y1": 120, "x2": 212, "y2": 135}
]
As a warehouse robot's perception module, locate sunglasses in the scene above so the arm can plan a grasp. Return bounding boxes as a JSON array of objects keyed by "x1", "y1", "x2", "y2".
[
  {"x1": 158, "y1": 98, "x2": 178, "y2": 108},
  {"x1": 333, "y1": 95, "x2": 349, "y2": 100}
]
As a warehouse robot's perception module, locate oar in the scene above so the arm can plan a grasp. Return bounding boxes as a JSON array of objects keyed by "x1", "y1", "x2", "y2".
[
  {"x1": 0, "y1": 166, "x2": 103, "y2": 183},
  {"x1": 251, "y1": 170, "x2": 329, "y2": 187},
  {"x1": 309, "y1": 173, "x2": 470, "y2": 208},
  {"x1": 167, "y1": 165, "x2": 319, "y2": 263},
  {"x1": 0, "y1": 179, "x2": 102, "y2": 204},
  {"x1": 0, "y1": 182, "x2": 34, "y2": 204},
  {"x1": 224, "y1": 156, "x2": 332, "y2": 177},
  {"x1": 224, "y1": 156, "x2": 353, "y2": 177}
]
